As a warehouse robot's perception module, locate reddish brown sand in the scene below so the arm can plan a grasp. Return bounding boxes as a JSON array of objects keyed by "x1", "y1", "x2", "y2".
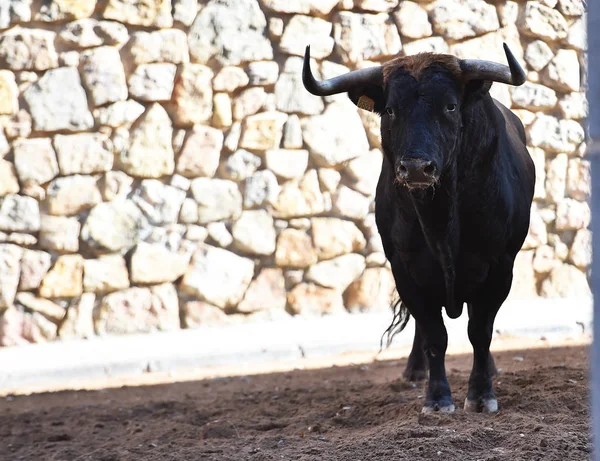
[{"x1": 0, "y1": 345, "x2": 590, "y2": 461}]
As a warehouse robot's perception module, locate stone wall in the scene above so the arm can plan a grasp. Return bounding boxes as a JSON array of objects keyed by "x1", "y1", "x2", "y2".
[{"x1": 0, "y1": 0, "x2": 589, "y2": 346}]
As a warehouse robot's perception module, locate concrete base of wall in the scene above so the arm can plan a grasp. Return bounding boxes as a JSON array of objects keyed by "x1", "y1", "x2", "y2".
[{"x1": 0, "y1": 298, "x2": 592, "y2": 396}]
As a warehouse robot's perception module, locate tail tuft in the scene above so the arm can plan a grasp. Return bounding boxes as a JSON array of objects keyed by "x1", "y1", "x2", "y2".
[{"x1": 379, "y1": 297, "x2": 411, "y2": 352}]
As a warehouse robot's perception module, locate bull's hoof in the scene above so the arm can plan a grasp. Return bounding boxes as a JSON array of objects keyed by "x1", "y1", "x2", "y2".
[
  {"x1": 421, "y1": 398, "x2": 456, "y2": 414},
  {"x1": 402, "y1": 367, "x2": 427, "y2": 382},
  {"x1": 421, "y1": 403, "x2": 456, "y2": 414},
  {"x1": 464, "y1": 397, "x2": 498, "y2": 413}
]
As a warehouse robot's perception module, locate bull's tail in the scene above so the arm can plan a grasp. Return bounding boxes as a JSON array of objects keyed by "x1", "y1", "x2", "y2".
[{"x1": 379, "y1": 297, "x2": 411, "y2": 352}]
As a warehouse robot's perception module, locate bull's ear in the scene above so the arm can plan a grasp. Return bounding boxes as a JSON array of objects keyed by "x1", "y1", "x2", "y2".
[
  {"x1": 462, "y1": 79, "x2": 493, "y2": 108},
  {"x1": 347, "y1": 85, "x2": 386, "y2": 115}
]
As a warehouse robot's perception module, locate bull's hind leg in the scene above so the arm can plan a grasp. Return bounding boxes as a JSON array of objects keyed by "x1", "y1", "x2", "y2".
[
  {"x1": 403, "y1": 326, "x2": 428, "y2": 382},
  {"x1": 464, "y1": 261, "x2": 513, "y2": 413}
]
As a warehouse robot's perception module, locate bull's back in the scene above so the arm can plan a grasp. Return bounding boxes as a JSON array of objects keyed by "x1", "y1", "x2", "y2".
[
  {"x1": 493, "y1": 99, "x2": 535, "y2": 256},
  {"x1": 457, "y1": 98, "x2": 535, "y2": 266},
  {"x1": 493, "y1": 98, "x2": 535, "y2": 189}
]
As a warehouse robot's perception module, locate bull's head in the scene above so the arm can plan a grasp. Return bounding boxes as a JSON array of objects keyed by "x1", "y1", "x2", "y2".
[{"x1": 302, "y1": 44, "x2": 525, "y2": 190}]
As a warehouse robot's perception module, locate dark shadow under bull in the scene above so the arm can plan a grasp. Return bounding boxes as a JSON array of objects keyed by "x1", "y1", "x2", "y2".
[{"x1": 302, "y1": 44, "x2": 535, "y2": 414}]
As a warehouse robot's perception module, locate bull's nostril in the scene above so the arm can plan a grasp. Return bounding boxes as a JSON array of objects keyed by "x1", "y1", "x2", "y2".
[
  {"x1": 423, "y1": 163, "x2": 435, "y2": 176},
  {"x1": 398, "y1": 164, "x2": 408, "y2": 174}
]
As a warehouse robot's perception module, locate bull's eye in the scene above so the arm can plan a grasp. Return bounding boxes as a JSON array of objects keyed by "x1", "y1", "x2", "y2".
[
  {"x1": 386, "y1": 107, "x2": 395, "y2": 117},
  {"x1": 446, "y1": 104, "x2": 457, "y2": 112}
]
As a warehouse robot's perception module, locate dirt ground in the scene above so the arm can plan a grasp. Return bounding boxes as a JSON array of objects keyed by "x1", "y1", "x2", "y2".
[{"x1": 0, "y1": 345, "x2": 590, "y2": 461}]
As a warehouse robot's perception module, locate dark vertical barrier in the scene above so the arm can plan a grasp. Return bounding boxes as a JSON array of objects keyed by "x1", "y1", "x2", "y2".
[{"x1": 590, "y1": 1, "x2": 600, "y2": 459}]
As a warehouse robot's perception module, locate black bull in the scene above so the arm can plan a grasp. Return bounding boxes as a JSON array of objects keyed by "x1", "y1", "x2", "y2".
[{"x1": 303, "y1": 44, "x2": 535, "y2": 414}]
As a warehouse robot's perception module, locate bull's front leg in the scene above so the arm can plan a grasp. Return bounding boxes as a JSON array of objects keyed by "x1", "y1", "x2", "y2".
[
  {"x1": 464, "y1": 259, "x2": 512, "y2": 413},
  {"x1": 412, "y1": 308, "x2": 454, "y2": 413},
  {"x1": 464, "y1": 303, "x2": 499, "y2": 413}
]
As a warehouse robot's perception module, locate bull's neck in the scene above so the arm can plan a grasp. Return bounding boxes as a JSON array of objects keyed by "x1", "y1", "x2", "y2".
[
  {"x1": 458, "y1": 94, "x2": 500, "y2": 172},
  {"x1": 408, "y1": 162, "x2": 458, "y2": 248}
]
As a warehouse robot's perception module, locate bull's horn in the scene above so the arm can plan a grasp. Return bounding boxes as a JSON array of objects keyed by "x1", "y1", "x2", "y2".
[
  {"x1": 459, "y1": 43, "x2": 526, "y2": 86},
  {"x1": 302, "y1": 45, "x2": 383, "y2": 96}
]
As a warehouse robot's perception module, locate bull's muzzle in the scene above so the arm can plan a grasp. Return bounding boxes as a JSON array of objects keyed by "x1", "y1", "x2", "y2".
[{"x1": 395, "y1": 159, "x2": 438, "y2": 188}]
